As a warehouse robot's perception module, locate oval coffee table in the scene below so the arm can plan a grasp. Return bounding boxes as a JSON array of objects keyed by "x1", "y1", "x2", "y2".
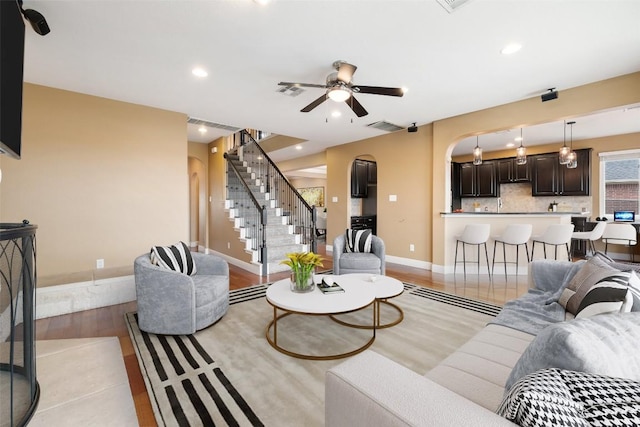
[{"x1": 265, "y1": 276, "x2": 376, "y2": 360}]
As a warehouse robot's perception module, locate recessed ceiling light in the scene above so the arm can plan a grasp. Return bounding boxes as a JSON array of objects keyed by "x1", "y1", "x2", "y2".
[
  {"x1": 501, "y1": 43, "x2": 522, "y2": 55},
  {"x1": 506, "y1": 142, "x2": 515, "y2": 148},
  {"x1": 192, "y1": 67, "x2": 208, "y2": 78},
  {"x1": 295, "y1": 145, "x2": 302, "y2": 150},
  {"x1": 253, "y1": 0, "x2": 271, "y2": 4},
  {"x1": 514, "y1": 136, "x2": 523, "y2": 142},
  {"x1": 198, "y1": 126, "x2": 207, "y2": 134},
  {"x1": 331, "y1": 111, "x2": 342, "y2": 118}
]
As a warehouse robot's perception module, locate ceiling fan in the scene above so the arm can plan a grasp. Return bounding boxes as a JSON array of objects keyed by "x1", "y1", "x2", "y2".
[{"x1": 278, "y1": 60, "x2": 404, "y2": 117}]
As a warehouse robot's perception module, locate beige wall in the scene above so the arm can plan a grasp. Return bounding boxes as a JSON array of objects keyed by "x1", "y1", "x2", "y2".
[
  {"x1": 0, "y1": 84, "x2": 189, "y2": 283},
  {"x1": 326, "y1": 124, "x2": 433, "y2": 262}
]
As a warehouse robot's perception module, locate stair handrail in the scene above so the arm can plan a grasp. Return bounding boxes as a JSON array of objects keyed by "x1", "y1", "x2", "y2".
[
  {"x1": 224, "y1": 152, "x2": 268, "y2": 271},
  {"x1": 238, "y1": 130, "x2": 318, "y2": 253}
]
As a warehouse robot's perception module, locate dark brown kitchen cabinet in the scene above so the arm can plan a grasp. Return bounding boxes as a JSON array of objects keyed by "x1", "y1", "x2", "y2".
[
  {"x1": 531, "y1": 149, "x2": 591, "y2": 196},
  {"x1": 458, "y1": 161, "x2": 499, "y2": 197},
  {"x1": 351, "y1": 159, "x2": 369, "y2": 198},
  {"x1": 497, "y1": 158, "x2": 530, "y2": 183}
]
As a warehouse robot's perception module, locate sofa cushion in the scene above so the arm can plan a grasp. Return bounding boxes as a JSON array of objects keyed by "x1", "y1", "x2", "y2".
[
  {"x1": 498, "y1": 368, "x2": 640, "y2": 427},
  {"x1": 150, "y1": 241, "x2": 196, "y2": 276},
  {"x1": 345, "y1": 229, "x2": 372, "y2": 253},
  {"x1": 558, "y1": 256, "x2": 633, "y2": 316},
  {"x1": 505, "y1": 313, "x2": 640, "y2": 391}
]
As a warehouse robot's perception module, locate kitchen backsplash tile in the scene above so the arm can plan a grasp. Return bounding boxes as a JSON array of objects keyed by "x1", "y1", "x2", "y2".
[{"x1": 461, "y1": 183, "x2": 592, "y2": 213}]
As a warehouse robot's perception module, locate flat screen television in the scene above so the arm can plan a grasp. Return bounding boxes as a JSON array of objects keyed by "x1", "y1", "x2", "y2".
[
  {"x1": 613, "y1": 211, "x2": 635, "y2": 222},
  {"x1": 0, "y1": 0, "x2": 26, "y2": 159}
]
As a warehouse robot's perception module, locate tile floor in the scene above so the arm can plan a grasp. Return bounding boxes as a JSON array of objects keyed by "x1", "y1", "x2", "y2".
[{"x1": 29, "y1": 337, "x2": 137, "y2": 426}]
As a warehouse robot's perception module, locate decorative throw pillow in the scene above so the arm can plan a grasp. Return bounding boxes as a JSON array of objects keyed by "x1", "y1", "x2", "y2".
[
  {"x1": 558, "y1": 256, "x2": 632, "y2": 317},
  {"x1": 628, "y1": 271, "x2": 640, "y2": 312},
  {"x1": 504, "y1": 312, "x2": 640, "y2": 391},
  {"x1": 498, "y1": 368, "x2": 640, "y2": 427},
  {"x1": 497, "y1": 369, "x2": 587, "y2": 427},
  {"x1": 344, "y1": 229, "x2": 372, "y2": 253},
  {"x1": 150, "y1": 241, "x2": 196, "y2": 276}
]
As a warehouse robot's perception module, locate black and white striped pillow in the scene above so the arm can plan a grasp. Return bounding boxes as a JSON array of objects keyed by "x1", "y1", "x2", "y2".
[
  {"x1": 150, "y1": 241, "x2": 196, "y2": 276},
  {"x1": 345, "y1": 229, "x2": 372, "y2": 253}
]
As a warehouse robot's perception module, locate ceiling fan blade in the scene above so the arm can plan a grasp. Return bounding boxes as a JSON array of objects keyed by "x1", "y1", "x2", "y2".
[
  {"x1": 352, "y1": 85, "x2": 404, "y2": 97},
  {"x1": 278, "y1": 82, "x2": 328, "y2": 89},
  {"x1": 346, "y1": 96, "x2": 368, "y2": 117},
  {"x1": 337, "y1": 62, "x2": 357, "y2": 83},
  {"x1": 301, "y1": 94, "x2": 328, "y2": 112}
]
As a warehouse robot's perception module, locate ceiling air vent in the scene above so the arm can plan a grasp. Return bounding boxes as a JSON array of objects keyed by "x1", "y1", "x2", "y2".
[
  {"x1": 435, "y1": 0, "x2": 473, "y2": 13},
  {"x1": 366, "y1": 120, "x2": 405, "y2": 133},
  {"x1": 187, "y1": 117, "x2": 241, "y2": 132},
  {"x1": 276, "y1": 85, "x2": 305, "y2": 97}
]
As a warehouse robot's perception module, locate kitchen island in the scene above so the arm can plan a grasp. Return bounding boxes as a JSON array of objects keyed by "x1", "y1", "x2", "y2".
[{"x1": 439, "y1": 212, "x2": 584, "y2": 275}]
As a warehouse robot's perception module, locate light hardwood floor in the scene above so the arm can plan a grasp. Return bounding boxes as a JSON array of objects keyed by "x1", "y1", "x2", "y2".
[{"x1": 35, "y1": 246, "x2": 529, "y2": 426}]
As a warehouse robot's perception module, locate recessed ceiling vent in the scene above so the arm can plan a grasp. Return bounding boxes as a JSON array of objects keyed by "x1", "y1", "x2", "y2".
[
  {"x1": 187, "y1": 117, "x2": 240, "y2": 132},
  {"x1": 276, "y1": 85, "x2": 305, "y2": 97},
  {"x1": 366, "y1": 120, "x2": 405, "y2": 133},
  {"x1": 435, "y1": 0, "x2": 473, "y2": 13}
]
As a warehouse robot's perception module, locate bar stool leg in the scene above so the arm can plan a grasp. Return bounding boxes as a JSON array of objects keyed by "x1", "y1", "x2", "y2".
[{"x1": 483, "y1": 242, "x2": 491, "y2": 278}]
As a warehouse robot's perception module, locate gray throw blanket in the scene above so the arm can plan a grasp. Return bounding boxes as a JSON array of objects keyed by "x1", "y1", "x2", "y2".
[{"x1": 490, "y1": 260, "x2": 585, "y2": 336}]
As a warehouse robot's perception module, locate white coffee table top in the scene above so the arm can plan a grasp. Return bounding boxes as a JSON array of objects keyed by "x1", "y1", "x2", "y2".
[
  {"x1": 339, "y1": 273, "x2": 404, "y2": 299},
  {"x1": 266, "y1": 275, "x2": 376, "y2": 314}
]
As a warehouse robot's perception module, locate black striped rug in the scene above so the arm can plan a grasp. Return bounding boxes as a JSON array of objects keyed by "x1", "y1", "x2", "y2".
[{"x1": 126, "y1": 282, "x2": 501, "y2": 427}]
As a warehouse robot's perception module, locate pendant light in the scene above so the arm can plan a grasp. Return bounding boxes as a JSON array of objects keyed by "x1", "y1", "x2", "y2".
[
  {"x1": 515, "y1": 128, "x2": 527, "y2": 165},
  {"x1": 566, "y1": 121, "x2": 577, "y2": 169},
  {"x1": 559, "y1": 121, "x2": 571, "y2": 164},
  {"x1": 473, "y1": 136, "x2": 482, "y2": 165}
]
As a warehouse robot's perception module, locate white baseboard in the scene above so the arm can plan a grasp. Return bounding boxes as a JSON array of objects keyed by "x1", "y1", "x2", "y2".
[
  {"x1": 327, "y1": 244, "x2": 433, "y2": 271},
  {"x1": 205, "y1": 248, "x2": 263, "y2": 276},
  {"x1": 36, "y1": 275, "x2": 136, "y2": 320}
]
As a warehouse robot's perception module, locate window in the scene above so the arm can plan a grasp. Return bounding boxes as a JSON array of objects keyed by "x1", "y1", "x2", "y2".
[{"x1": 599, "y1": 150, "x2": 640, "y2": 220}]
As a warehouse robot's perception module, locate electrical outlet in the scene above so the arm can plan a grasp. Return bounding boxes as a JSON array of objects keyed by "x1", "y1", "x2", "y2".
[
  {"x1": 409, "y1": 244, "x2": 415, "y2": 252},
  {"x1": 227, "y1": 242, "x2": 231, "y2": 249},
  {"x1": 96, "y1": 259, "x2": 104, "y2": 269}
]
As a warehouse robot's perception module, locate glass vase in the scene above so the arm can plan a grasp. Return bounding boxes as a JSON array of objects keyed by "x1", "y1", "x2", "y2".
[{"x1": 290, "y1": 270, "x2": 315, "y2": 293}]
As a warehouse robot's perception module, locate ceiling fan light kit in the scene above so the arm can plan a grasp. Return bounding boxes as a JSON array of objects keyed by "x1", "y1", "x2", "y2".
[{"x1": 278, "y1": 60, "x2": 404, "y2": 118}]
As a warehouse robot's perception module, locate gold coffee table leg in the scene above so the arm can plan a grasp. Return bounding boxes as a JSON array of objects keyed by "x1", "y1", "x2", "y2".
[
  {"x1": 330, "y1": 298, "x2": 404, "y2": 329},
  {"x1": 265, "y1": 303, "x2": 376, "y2": 360}
]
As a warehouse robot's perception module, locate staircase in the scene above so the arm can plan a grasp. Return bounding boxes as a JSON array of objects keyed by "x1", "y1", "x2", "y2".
[{"x1": 224, "y1": 131, "x2": 318, "y2": 275}]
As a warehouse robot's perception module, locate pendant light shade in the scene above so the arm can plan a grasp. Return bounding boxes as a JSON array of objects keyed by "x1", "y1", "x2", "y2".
[
  {"x1": 473, "y1": 136, "x2": 482, "y2": 165},
  {"x1": 566, "y1": 121, "x2": 577, "y2": 169},
  {"x1": 559, "y1": 121, "x2": 571, "y2": 164},
  {"x1": 515, "y1": 128, "x2": 527, "y2": 165}
]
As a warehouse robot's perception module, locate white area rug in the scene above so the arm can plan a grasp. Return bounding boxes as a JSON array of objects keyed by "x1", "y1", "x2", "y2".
[{"x1": 126, "y1": 283, "x2": 500, "y2": 427}]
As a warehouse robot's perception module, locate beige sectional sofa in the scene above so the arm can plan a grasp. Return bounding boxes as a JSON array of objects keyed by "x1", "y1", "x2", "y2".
[{"x1": 325, "y1": 257, "x2": 640, "y2": 426}]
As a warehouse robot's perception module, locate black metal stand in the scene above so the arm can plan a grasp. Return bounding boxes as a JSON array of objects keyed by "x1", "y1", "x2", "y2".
[{"x1": 1, "y1": 221, "x2": 40, "y2": 426}]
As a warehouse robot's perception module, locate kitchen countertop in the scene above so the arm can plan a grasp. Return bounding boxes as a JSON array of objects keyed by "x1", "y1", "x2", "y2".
[{"x1": 441, "y1": 211, "x2": 588, "y2": 215}]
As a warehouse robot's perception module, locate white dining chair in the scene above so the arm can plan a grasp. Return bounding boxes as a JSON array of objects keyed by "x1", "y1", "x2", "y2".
[
  {"x1": 570, "y1": 221, "x2": 607, "y2": 259},
  {"x1": 492, "y1": 224, "x2": 532, "y2": 278},
  {"x1": 601, "y1": 223, "x2": 638, "y2": 262},
  {"x1": 454, "y1": 224, "x2": 491, "y2": 278},
  {"x1": 530, "y1": 224, "x2": 575, "y2": 261}
]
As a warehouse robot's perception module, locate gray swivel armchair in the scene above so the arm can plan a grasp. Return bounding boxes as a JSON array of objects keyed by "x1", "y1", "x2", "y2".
[
  {"x1": 333, "y1": 233, "x2": 386, "y2": 275},
  {"x1": 134, "y1": 252, "x2": 229, "y2": 335}
]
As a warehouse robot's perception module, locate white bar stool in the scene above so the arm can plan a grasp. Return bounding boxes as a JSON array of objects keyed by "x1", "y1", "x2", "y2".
[
  {"x1": 492, "y1": 224, "x2": 532, "y2": 278},
  {"x1": 531, "y1": 224, "x2": 575, "y2": 261},
  {"x1": 602, "y1": 223, "x2": 638, "y2": 262},
  {"x1": 570, "y1": 221, "x2": 606, "y2": 259},
  {"x1": 454, "y1": 224, "x2": 491, "y2": 278}
]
